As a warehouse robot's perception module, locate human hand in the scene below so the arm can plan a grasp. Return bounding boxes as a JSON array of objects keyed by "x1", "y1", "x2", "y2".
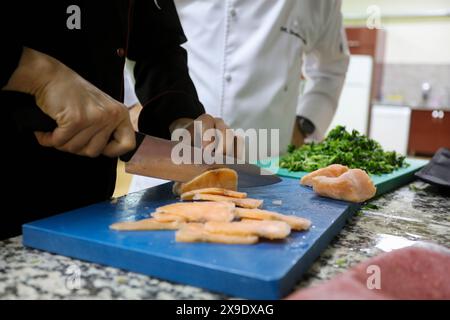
[
  {"x1": 291, "y1": 122, "x2": 305, "y2": 148},
  {"x1": 128, "y1": 103, "x2": 143, "y2": 132},
  {"x1": 4, "y1": 48, "x2": 135, "y2": 158},
  {"x1": 170, "y1": 114, "x2": 242, "y2": 158}
]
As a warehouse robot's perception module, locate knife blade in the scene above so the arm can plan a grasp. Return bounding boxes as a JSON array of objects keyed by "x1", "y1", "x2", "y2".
[
  {"x1": 121, "y1": 132, "x2": 280, "y2": 187},
  {"x1": 12, "y1": 95, "x2": 281, "y2": 187}
]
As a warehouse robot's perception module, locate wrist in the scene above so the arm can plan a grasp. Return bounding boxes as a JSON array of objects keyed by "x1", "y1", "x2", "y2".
[
  {"x1": 296, "y1": 116, "x2": 315, "y2": 138},
  {"x1": 4, "y1": 47, "x2": 59, "y2": 96}
]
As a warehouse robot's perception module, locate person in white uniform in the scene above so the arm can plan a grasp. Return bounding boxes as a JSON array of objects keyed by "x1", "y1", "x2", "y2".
[{"x1": 127, "y1": 0, "x2": 350, "y2": 193}]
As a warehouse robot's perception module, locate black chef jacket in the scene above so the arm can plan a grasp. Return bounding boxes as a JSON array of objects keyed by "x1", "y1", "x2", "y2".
[{"x1": 0, "y1": 0, "x2": 205, "y2": 239}]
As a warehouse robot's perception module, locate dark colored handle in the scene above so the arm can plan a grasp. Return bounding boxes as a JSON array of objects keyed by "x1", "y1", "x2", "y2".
[
  {"x1": 22, "y1": 108, "x2": 58, "y2": 131},
  {"x1": 9, "y1": 91, "x2": 142, "y2": 162},
  {"x1": 9, "y1": 92, "x2": 58, "y2": 132}
]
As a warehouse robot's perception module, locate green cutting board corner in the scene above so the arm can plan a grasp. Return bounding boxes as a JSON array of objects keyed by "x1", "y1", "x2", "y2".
[{"x1": 257, "y1": 158, "x2": 428, "y2": 197}]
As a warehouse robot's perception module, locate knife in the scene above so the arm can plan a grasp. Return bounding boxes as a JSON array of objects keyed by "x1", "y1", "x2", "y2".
[{"x1": 10, "y1": 94, "x2": 281, "y2": 188}]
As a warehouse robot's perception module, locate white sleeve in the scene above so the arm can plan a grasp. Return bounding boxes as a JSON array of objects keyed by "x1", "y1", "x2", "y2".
[
  {"x1": 123, "y1": 59, "x2": 140, "y2": 108},
  {"x1": 297, "y1": 0, "x2": 350, "y2": 139}
]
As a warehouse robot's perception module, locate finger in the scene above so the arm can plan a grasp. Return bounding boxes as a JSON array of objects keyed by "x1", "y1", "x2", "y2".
[
  {"x1": 57, "y1": 124, "x2": 108, "y2": 155},
  {"x1": 234, "y1": 134, "x2": 246, "y2": 161},
  {"x1": 214, "y1": 118, "x2": 234, "y2": 156},
  {"x1": 34, "y1": 124, "x2": 84, "y2": 148},
  {"x1": 129, "y1": 103, "x2": 143, "y2": 132},
  {"x1": 184, "y1": 114, "x2": 215, "y2": 148},
  {"x1": 34, "y1": 131, "x2": 54, "y2": 147},
  {"x1": 102, "y1": 120, "x2": 136, "y2": 158},
  {"x1": 78, "y1": 127, "x2": 115, "y2": 158},
  {"x1": 198, "y1": 114, "x2": 215, "y2": 148}
]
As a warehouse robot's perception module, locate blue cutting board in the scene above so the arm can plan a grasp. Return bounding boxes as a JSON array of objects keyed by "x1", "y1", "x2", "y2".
[
  {"x1": 22, "y1": 158, "x2": 427, "y2": 299},
  {"x1": 23, "y1": 179, "x2": 359, "y2": 299}
]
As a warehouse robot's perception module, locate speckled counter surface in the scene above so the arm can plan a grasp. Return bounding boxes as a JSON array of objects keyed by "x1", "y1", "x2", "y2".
[{"x1": 1, "y1": 181, "x2": 449, "y2": 299}]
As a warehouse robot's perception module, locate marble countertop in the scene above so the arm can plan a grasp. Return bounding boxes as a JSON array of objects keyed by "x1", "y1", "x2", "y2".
[{"x1": 1, "y1": 181, "x2": 449, "y2": 300}]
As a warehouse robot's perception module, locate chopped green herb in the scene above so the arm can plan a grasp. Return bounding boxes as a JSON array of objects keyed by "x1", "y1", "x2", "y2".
[
  {"x1": 355, "y1": 210, "x2": 364, "y2": 217},
  {"x1": 363, "y1": 203, "x2": 379, "y2": 210},
  {"x1": 408, "y1": 184, "x2": 425, "y2": 192},
  {"x1": 335, "y1": 258, "x2": 347, "y2": 267},
  {"x1": 280, "y1": 126, "x2": 408, "y2": 175}
]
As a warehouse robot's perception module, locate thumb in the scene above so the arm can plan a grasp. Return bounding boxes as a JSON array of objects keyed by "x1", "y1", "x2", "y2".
[
  {"x1": 34, "y1": 131, "x2": 54, "y2": 147},
  {"x1": 102, "y1": 121, "x2": 136, "y2": 158}
]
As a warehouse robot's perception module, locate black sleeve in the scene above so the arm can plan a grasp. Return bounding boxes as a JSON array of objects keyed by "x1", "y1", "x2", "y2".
[
  {"x1": 0, "y1": 1, "x2": 59, "y2": 89},
  {"x1": 127, "y1": 0, "x2": 205, "y2": 139},
  {"x1": 0, "y1": 3, "x2": 23, "y2": 88}
]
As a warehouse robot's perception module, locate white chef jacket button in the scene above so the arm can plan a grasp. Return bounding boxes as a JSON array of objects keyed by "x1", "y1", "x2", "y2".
[
  {"x1": 284, "y1": 85, "x2": 289, "y2": 92},
  {"x1": 225, "y1": 74, "x2": 232, "y2": 82},
  {"x1": 230, "y1": 8, "x2": 237, "y2": 17}
]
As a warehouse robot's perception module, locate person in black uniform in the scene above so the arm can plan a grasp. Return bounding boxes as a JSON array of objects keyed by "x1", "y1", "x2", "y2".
[{"x1": 0, "y1": 1, "x2": 230, "y2": 239}]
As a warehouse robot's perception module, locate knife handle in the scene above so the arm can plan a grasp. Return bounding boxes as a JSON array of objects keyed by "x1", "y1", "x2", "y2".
[
  {"x1": 9, "y1": 91, "x2": 143, "y2": 162},
  {"x1": 9, "y1": 92, "x2": 58, "y2": 132}
]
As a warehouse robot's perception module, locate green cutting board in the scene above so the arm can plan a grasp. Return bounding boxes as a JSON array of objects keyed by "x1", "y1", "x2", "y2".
[{"x1": 257, "y1": 158, "x2": 428, "y2": 197}]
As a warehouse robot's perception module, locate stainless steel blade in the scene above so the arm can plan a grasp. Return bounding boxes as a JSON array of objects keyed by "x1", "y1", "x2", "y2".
[{"x1": 124, "y1": 133, "x2": 281, "y2": 188}]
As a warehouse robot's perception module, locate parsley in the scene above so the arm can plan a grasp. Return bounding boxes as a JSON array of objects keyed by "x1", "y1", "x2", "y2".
[
  {"x1": 280, "y1": 126, "x2": 408, "y2": 175},
  {"x1": 355, "y1": 210, "x2": 364, "y2": 217},
  {"x1": 363, "y1": 203, "x2": 379, "y2": 210},
  {"x1": 335, "y1": 258, "x2": 347, "y2": 267},
  {"x1": 408, "y1": 184, "x2": 426, "y2": 192}
]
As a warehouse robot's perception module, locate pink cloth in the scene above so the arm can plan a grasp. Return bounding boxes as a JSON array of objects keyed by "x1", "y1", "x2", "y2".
[{"x1": 287, "y1": 246, "x2": 450, "y2": 300}]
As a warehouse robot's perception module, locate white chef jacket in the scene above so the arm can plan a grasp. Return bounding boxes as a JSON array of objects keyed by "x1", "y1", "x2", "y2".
[
  {"x1": 127, "y1": 0, "x2": 350, "y2": 193},
  {"x1": 174, "y1": 0, "x2": 349, "y2": 149},
  {"x1": 123, "y1": 61, "x2": 139, "y2": 108}
]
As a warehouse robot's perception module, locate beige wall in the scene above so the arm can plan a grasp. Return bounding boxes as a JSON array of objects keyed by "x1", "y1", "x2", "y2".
[
  {"x1": 343, "y1": 0, "x2": 450, "y2": 14},
  {"x1": 342, "y1": 0, "x2": 450, "y2": 64}
]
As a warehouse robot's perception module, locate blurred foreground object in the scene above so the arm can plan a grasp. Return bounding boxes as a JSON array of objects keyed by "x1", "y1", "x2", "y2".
[{"x1": 287, "y1": 244, "x2": 450, "y2": 300}]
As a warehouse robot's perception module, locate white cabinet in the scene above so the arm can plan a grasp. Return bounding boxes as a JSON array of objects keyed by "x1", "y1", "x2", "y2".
[{"x1": 369, "y1": 104, "x2": 411, "y2": 155}]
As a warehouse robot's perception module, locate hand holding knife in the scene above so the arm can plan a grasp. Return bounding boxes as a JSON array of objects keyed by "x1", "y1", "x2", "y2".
[{"x1": 10, "y1": 91, "x2": 281, "y2": 188}]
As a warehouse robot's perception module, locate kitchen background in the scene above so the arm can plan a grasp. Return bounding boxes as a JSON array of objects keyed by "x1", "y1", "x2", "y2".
[
  {"x1": 114, "y1": 0, "x2": 450, "y2": 197},
  {"x1": 331, "y1": 0, "x2": 450, "y2": 157}
]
